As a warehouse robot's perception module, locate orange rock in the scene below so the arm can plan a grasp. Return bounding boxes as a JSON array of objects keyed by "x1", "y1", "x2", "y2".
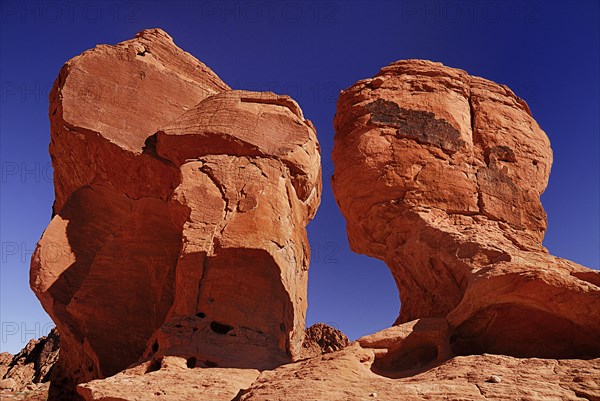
[
  {"x1": 0, "y1": 328, "x2": 58, "y2": 391},
  {"x1": 31, "y1": 29, "x2": 321, "y2": 399},
  {"x1": 332, "y1": 59, "x2": 600, "y2": 359},
  {"x1": 77, "y1": 356, "x2": 260, "y2": 401},
  {"x1": 238, "y1": 339, "x2": 600, "y2": 401},
  {"x1": 300, "y1": 323, "x2": 350, "y2": 359}
]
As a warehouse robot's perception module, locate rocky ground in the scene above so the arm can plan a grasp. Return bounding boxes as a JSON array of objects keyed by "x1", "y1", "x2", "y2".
[
  {"x1": 0, "y1": 383, "x2": 50, "y2": 401},
  {"x1": 0, "y1": 329, "x2": 58, "y2": 400}
]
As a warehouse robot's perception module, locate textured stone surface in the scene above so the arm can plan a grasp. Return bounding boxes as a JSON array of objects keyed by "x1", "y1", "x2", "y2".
[
  {"x1": 31, "y1": 29, "x2": 320, "y2": 399},
  {"x1": 0, "y1": 352, "x2": 12, "y2": 379},
  {"x1": 239, "y1": 341, "x2": 600, "y2": 401},
  {"x1": 1, "y1": 329, "x2": 59, "y2": 391},
  {"x1": 140, "y1": 89, "x2": 321, "y2": 372},
  {"x1": 300, "y1": 323, "x2": 350, "y2": 359},
  {"x1": 357, "y1": 318, "x2": 452, "y2": 374},
  {"x1": 332, "y1": 59, "x2": 600, "y2": 359},
  {"x1": 77, "y1": 322, "x2": 600, "y2": 401},
  {"x1": 77, "y1": 357, "x2": 259, "y2": 401}
]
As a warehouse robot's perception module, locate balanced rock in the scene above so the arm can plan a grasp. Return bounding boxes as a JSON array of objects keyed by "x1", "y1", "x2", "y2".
[
  {"x1": 31, "y1": 28, "x2": 320, "y2": 399},
  {"x1": 332, "y1": 60, "x2": 600, "y2": 359}
]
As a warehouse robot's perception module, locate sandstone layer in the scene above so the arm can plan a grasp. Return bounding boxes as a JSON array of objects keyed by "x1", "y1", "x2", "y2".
[
  {"x1": 332, "y1": 60, "x2": 600, "y2": 359},
  {"x1": 239, "y1": 334, "x2": 600, "y2": 401},
  {"x1": 30, "y1": 29, "x2": 320, "y2": 399},
  {"x1": 78, "y1": 322, "x2": 600, "y2": 401}
]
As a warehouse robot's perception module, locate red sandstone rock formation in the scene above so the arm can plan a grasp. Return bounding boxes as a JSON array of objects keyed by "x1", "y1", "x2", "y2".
[
  {"x1": 32, "y1": 31, "x2": 599, "y2": 400},
  {"x1": 30, "y1": 29, "x2": 320, "y2": 399},
  {"x1": 0, "y1": 328, "x2": 58, "y2": 392},
  {"x1": 77, "y1": 322, "x2": 600, "y2": 401},
  {"x1": 300, "y1": 323, "x2": 350, "y2": 358},
  {"x1": 77, "y1": 356, "x2": 260, "y2": 401},
  {"x1": 237, "y1": 324, "x2": 600, "y2": 401},
  {"x1": 332, "y1": 59, "x2": 600, "y2": 360}
]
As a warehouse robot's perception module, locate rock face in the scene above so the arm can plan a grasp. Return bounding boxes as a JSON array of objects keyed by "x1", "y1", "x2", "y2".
[
  {"x1": 300, "y1": 323, "x2": 350, "y2": 359},
  {"x1": 30, "y1": 28, "x2": 320, "y2": 399},
  {"x1": 0, "y1": 328, "x2": 59, "y2": 390},
  {"x1": 238, "y1": 332, "x2": 600, "y2": 401},
  {"x1": 332, "y1": 60, "x2": 600, "y2": 359},
  {"x1": 77, "y1": 323, "x2": 600, "y2": 401},
  {"x1": 77, "y1": 357, "x2": 260, "y2": 401},
  {"x1": 32, "y1": 35, "x2": 599, "y2": 400}
]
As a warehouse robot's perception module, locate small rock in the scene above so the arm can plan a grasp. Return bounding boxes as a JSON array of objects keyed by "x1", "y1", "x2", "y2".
[
  {"x1": 0, "y1": 378, "x2": 16, "y2": 390},
  {"x1": 371, "y1": 77, "x2": 384, "y2": 88},
  {"x1": 487, "y1": 375, "x2": 502, "y2": 383},
  {"x1": 369, "y1": 392, "x2": 377, "y2": 397}
]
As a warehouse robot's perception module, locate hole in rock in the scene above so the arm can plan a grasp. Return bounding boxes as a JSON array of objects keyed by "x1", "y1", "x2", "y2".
[
  {"x1": 196, "y1": 312, "x2": 206, "y2": 318},
  {"x1": 151, "y1": 340, "x2": 159, "y2": 353},
  {"x1": 186, "y1": 357, "x2": 197, "y2": 368},
  {"x1": 306, "y1": 253, "x2": 400, "y2": 343},
  {"x1": 145, "y1": 357, "x2": 162, "y2": 374},
  {"x1": 210, "y1": 321, "x2": 233, "y2": 335}
]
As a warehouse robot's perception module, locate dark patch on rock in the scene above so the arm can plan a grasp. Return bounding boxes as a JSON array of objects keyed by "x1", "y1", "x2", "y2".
[
  {"x1": 365, "y1": 99, "x2": 464, "y2": 153},
  {"x1": 486, "y1": 145, "x2": 517, "y2": 164}
]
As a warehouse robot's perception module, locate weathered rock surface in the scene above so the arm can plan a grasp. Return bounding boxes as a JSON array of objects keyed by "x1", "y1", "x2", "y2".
[
  {"x1": 357, "y1": 318, "x2": 452, "y2": 374},
  {"x1": 77, "y1": 356, "x2": 259, "y2": 401},
  {"x1": 31, "y1": 28, "x2": 320, "y2": 399},
  {"x1": 1, "y1": 329, "x2": 59, "y2": 391},
  {"x1": 239, "y1": 340, "x2": 600, "y2": 401},
  {"x1": 77, "y1": 321, "x2": 600, "y2": 401},
  {"x1": 0, "y1": 352, "x2": 13, "y2": 379},
  {"x1": 300, "y1": 323, "x2": 350, "y2": 359},
  {"x1": 31, "y1": 36, "x2": 598, "y2": 400},
  {"x1": 332, "y1": 59, "x2": 600, "y2": 359}
]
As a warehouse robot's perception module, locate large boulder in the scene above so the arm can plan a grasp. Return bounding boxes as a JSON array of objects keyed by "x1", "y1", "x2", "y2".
[
  {"x1": 31, "y1": 29, "x2": 320, "y2": 400},
  {"x1": 332, "y1": 59, "x2": 600, "y2": 359}
]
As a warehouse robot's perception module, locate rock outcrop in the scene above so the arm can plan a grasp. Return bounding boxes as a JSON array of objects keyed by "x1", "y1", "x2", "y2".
[
  {"x1": 0, "y1": 328, "x2": 59, "y2": 391},
  {"x1": 300, "y1": 323, "x2": 350, "y2": 359},
  {"x1": 31, "y1": 33, "x2": 599, "y2": 400},
  {"x1": 77, "y1": 357, "x2": 260, "y2": 401},
  {"x1": 237, "y1": 324, "x2": 600, "y2": 401},
  {"x1": 77, "y1": 322, "x2": 600, "y2": 401},
  {"x1": 31, "y1": 28, "x2": 320, "y2": 399},
  {"x1": 332, "y1": 60, "x2": 600, "y2": 359}
]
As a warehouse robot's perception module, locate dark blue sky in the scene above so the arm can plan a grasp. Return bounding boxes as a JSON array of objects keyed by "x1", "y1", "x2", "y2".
[{"x1": 1, "y1": 0, "x2": 598, "y2": 354}]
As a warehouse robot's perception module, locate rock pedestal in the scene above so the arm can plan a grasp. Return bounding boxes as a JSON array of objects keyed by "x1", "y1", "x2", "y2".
[
  {"x1": 30, "y1": 29, "x2": 321, "y2": 400},
  {"x1": 332, "y1": 59, "x2": 600, "y2": 359}
]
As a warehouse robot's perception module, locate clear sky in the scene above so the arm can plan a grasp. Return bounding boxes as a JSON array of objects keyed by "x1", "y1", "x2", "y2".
[{"x1": 1, "y1": 0, "x2": 598, "y2": 354}]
